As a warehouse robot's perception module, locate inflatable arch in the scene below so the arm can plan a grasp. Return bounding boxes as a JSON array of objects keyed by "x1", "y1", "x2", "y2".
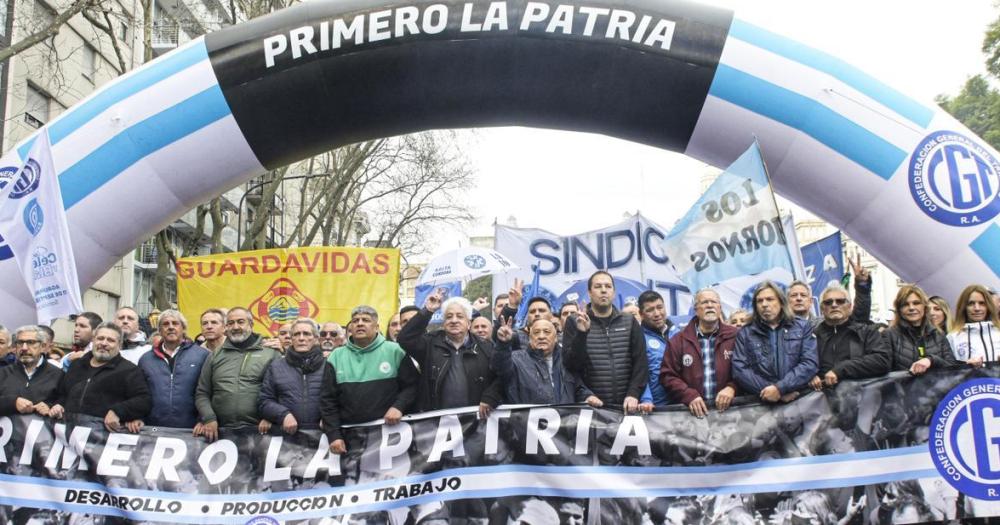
[{"x1": 1, "y1": 0, "x2": 999, "y2": 324}]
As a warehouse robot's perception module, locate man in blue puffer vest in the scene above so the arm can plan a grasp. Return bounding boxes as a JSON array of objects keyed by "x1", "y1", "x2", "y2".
[
  {"x1": 732, "y1": 281, "x2": 818, "y2": 404},
  {"x1": 137, "y1": 309, "x2": 209, "y2": 430}
]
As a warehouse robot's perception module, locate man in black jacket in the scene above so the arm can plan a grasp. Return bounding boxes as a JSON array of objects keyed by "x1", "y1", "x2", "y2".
[
  {"x1": 397, "y1": 291, "x2": 501, "y2": 418},
  {"x1": 562, "y1": 271, "x2": 651, "y2": 414},
  {"x1": 0, "y1": 325, "x2": 62, "y2": 416},
  {"x1": 48, "y1": 322, "x2": 151, "y2": 433},
  {"x1": 810, "y1": 283, "x2": 890, "y2": 391}
]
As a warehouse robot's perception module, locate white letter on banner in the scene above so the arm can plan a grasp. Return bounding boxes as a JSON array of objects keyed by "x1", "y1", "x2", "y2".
[
  {"x1": 610, "y1": 416, "x2": 651, "y2": 455},
  {"x1": 263, "y1": 35, "x2": 287, "y2": 68},
  {"x1": 263, "y1": 436, "x2": 291, "y2": 482},
  {"x1": 520, "y1": 2, "x2": 549, "y2": 30},
  {"x1": 461, "y1": 3, "x2": 481, "y2": 32},
  {"x1": 428, "y1": 415, "x2": 466, "y2": 463},
  {"x1": 18, "y1": 417, "x2": 46, "y2": 465},
  {"x1": 368, "y1": 10, "x2": 392, "y2": 41},
  {"x1": 96, "y1": 433, "x2": 138, "y2": 477},
  {"x1": 380, "y1": 422, "x2": 413, "y2": 471},
  {"x1": 483, "y1": 2, "x2": 508, "y2": 31},
  {"x1": 145, "y1": 437, "x2": 187, "y2": 482},
  {"x1": 289, "y1": 26, "x2": 317, "y2": 59},
  {"x1": 305, "y1": 434, "x2": 342, "y2": 478},
  {"x1": 422, "y1": 5, "x2": 448, "y2": 34},
  {"x1": 484, "y1": 409, "x2": 511, "y2": 455},
  {"x1": 574, "y1": 409, "x2": 593, "y2": 455},
  {"x1": 546, "y1": 5, "x2": 574, "y2": 34},
  {"x1": 46, "y1": 423, "x2": 91, "y2": 471},
  {"x1": 643, "y1": 19, "x2": 675, "y2": 50},
  {"x1": 0, "y1": 417, "x2": 12, "y2": 462},
  {"x1": 579, "y1": 6, "x2": 609, "y2": 36},
  {"x1": 198, "y1": 439, "x2": 238, "y2": 485},
  {"x1": 526, "y1": 408, "x2": 560, "y2": 454}
]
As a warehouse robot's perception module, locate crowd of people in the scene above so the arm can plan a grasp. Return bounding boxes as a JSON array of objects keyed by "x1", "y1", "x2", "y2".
[
  {"x1": 0, "y1": 264, "x2": 999, "y2": 524},
  {"x1": 0, "y1": 261, "x2": 997, "y2": 444}
]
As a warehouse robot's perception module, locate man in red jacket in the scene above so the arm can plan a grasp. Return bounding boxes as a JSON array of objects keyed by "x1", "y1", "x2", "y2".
[{"x1": 660, "y1": 288, "x2": 739, "y2": 417}]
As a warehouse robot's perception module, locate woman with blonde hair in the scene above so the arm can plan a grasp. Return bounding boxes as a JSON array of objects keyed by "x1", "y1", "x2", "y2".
[
  {"x1": 885, "y1": 285, "x2": 957, "y2": 375},
  {"x1": 948, "y1": 284, "x2": 1000, "y2": 366},
  {"x1": 927, "y1": 296, "x2": 950, "y2": 334}
]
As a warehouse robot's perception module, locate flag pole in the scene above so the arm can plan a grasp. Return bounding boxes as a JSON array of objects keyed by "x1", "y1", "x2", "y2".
[{"x1": 753, "y1": 136, "x2": 801, "y2": 281}]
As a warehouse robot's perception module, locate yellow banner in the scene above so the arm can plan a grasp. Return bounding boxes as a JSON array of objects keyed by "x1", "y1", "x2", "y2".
[{"x1": 177, "y1": 247, "x2": 400, "y2": 337}]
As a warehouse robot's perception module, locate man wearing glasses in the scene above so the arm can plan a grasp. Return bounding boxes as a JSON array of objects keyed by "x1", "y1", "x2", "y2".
[
  {"x1": 809, "y1": 283, "x2": 890, "y2": 391},
  {"x1": 0, "y1": 325, "x2": 62, "y2": 416},
  {"x1": 195, "y1": 307, "x2": 278, "y2": 441},
  {"x1": 319, "y1": 322, "x2": 346, "y2": 357}
]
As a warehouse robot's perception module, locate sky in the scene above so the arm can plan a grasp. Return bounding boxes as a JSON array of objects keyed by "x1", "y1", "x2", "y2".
[{"x1": 424, "y1": 0, "x2": 997, "y2": 258}]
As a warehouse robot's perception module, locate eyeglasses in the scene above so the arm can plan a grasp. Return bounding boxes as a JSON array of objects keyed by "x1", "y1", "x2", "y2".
[
  {"x1": 822, "y1": 298, "x2": 849, "y2": 307},
  {"x1": 320, "y1": 331, "x2": 341, "y2": 337},
  {"x1": 13, "y1": 340, "x2": 41, "y2": 347}
]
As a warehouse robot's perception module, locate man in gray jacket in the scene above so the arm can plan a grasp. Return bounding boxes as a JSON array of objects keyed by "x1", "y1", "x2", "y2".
[{"x1": 195, "y1": 307, "x2": 278, "y2": 441}]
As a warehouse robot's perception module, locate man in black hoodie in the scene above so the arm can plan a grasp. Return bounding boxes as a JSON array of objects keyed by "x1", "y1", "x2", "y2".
[
  {"x1": 562, "y1": 271, "x2": 651, "y2": 414},
  {"x1": 48, "y1": 322, "x2": 151, "y2": 433},
  {"x1": 0, "y1": 325, "x2": 62, "y2": 416}
]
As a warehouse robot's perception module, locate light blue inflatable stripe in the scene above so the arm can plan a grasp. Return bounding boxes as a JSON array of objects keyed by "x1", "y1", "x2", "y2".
[
  {"x1": 728, "y1": 19, "x2": 934, "y2": 128},
  {"x1": 60, "y1": 84, "x2": 232, "y2": 209},
  {"x1": 971, "y1": 223, "x2": 1000, "y2": 278},
  {"x1": 709, "y1": 65, "x2": 906, "y2": 180}
]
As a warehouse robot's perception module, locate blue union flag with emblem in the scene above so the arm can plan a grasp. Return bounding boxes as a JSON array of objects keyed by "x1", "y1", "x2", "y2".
[{"x1": 0, "y1": 130, "x2": 84, "y2": 323}]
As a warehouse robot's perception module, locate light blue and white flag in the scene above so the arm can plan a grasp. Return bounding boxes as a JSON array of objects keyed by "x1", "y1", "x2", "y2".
[
  {"x1": 0, "y1": 130, "x2": 84, "y2": 324},
  {"x1": 661, "y1": 141, "x2": 803, "y2": 293}
]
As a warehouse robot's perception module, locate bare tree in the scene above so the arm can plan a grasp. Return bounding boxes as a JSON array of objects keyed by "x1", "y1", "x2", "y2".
[{"x1": 240, "y1": 132, "x2": 475, "y2": 257}]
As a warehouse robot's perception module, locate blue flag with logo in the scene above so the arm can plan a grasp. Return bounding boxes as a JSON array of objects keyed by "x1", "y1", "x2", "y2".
[
  {"x1": 414, "y1": 281, "x2": 462, "y2": 323},
  {"x1": 660, "y1": 142, "x2": 802, "y2": 292},
  {"x1": 514, "y1": 262, "x2": 541, "y2": 328},
  {"x1": 800, "y1": 231, "x2": 843, "y2": 313}
]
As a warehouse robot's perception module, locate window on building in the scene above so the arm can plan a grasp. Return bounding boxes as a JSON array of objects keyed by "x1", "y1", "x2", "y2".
[
  {"x1": 120, "y1": 19, "x2": 128, "y2": 42},
  {"x1": 82, "y1": 45, "x2": 98, "y2": 81},
  {"x1": 0, "y1": 0, "x2": 9, "y2": 40},
  {"x1": 32, "y1": 0, "x2": 55, "y2": 31},
  {"x1": 24, "y1": 84, "x2": 50, "y2": 128}
]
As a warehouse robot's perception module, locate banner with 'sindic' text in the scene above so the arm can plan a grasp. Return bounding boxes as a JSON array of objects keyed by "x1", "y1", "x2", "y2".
[
  {"x1": 176, "y1": 247, "x2": 400, "y2": 336},
  {"x1": 1, "y1": 367, "x2": 999, "y2": 524}
]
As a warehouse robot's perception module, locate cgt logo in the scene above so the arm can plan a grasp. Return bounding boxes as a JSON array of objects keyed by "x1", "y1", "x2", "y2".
[
  {"x1": 248, "y1": 278, "x2": 319, "y2": 335},
  {"x1": 24, "y1": 198, "x2": 44, "y2": 236},
  {"x1": 0, "y1": 159, "x2": 42, "y2": 199},
  {"x1": 909, "y1": 131, "x2": 1000, "y2": 226},
  {"x1": 930, "y1": 378, "x2": 1000, "y2": 500}
]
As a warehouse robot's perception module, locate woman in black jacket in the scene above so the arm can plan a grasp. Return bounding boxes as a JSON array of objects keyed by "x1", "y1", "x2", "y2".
[{"x1": 885, "y1": 284, "x2": 959, "y2": 375}]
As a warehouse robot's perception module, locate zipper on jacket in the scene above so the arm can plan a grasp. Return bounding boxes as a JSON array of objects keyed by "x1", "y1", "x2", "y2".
[
  {"x1": 604, "y1": 326, "x2": 621, "y2": 403},
  {"x1": 238, "y1": 352, "x2": 251, "y2": 395},
  {"x1": 80, "y1": 377, "x2": 93, "y2": 406}
]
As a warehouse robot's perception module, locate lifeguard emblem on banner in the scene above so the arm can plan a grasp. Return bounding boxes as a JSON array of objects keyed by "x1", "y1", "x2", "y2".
[{"x1": 249, "y1": 277, "x2": 318, "y2": 333}]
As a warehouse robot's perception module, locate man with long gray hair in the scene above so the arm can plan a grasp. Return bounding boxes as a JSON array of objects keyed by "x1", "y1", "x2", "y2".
[{"x1": 732, "y1": 281, "x2": 817, "y2": 404}]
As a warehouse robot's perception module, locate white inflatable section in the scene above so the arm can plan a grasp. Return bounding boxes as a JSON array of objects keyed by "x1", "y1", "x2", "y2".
[
  {"x1": 0, "y1": 39, "x2": 265, "y2": 326},
  {"x1": 686, "y1": 18, "x2": 1000, "y2": 304}
]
